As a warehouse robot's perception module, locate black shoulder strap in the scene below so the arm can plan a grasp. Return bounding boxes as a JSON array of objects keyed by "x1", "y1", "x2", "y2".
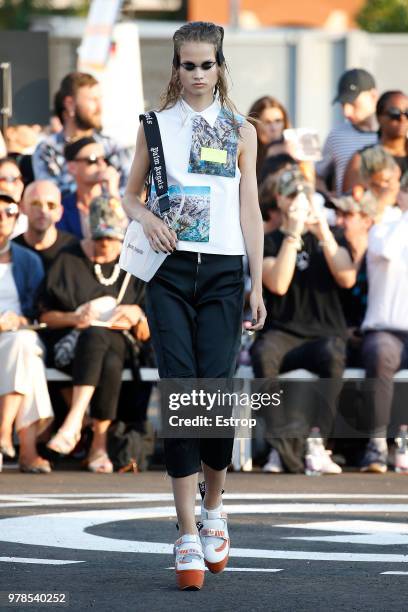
[{"x1": 139, "y1": 112, "x2": 170, "y2": 215}]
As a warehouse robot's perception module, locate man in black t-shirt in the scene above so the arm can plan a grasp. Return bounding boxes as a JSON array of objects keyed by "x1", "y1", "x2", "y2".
[
  {"x1": 14, "y1": 180, "x2": 78, "y2": 272},
  {"x1": 251, "y1": 168, "x2": 363, "y2": 474}
]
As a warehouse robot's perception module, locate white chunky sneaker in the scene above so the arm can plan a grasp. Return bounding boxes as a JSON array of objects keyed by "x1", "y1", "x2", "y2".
[
  {"x1": 173, "y1": 534, "x2": 205, "y2": 590},
  {"x1": 319, "y1": 449, "x2": 342, "y2": 474},
  {"x1": 198, "y1": 483, "x2": 229, "y2": 574},
  {"x1": 262, "y1": 448, "x2": 284, "y2": 473}
]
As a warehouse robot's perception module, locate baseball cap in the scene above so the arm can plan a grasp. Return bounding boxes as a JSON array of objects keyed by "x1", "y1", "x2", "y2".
[
  {"x1": 276, "y1": 168, "x2": 313, "y2": 198},
  {"x1": 64, "y1": 136, "x2": 98, "y2": 161},
  {"x1": 89, "y1": 195, "x2": 128, "y2": 241},
  {"x1": 333, "y1": 69, "x2": 376, "y2": 105},
  {"x1": 0, "y1": 191, "x2": 17, "y2": 204},
  {"x1": 329, "y1": 189, "x2": 380, "y2": 220}
]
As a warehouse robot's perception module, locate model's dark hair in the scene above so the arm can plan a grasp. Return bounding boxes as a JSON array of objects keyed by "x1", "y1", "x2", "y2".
[
  {"x1": 247, "y1": 96, "x2": 291, "y2": 179},
  {"x1": 159, "y1": 22, "x2": 240, "y2": 132},
  {"x1": 54, "y1": 72, "x2": 99, "y2": 124}
]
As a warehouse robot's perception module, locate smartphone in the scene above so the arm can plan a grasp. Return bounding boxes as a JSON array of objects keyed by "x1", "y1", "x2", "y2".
[{"x1": 283, "y1": 128, "x2": 322, "y2": 162}]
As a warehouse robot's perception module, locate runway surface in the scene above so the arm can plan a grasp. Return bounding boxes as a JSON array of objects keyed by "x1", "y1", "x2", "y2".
[{"x1": 1, "y1": 469, "x2": 408, "y2": 611}]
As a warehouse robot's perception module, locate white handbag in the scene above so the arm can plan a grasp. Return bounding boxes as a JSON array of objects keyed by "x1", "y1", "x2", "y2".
[
  {"x1": 120, "y1": 111, "x2": 180, "y2": 282},
  {"x1": 119, "y1": 218, "x2": 169, "y2": 282}
]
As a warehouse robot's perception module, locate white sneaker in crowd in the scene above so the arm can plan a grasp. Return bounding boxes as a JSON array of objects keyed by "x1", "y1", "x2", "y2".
[
  {"x1": 262, "y1": 448, "x2": 284, "y2": 473},
  {"x1": 305, "y1": 437, "x2": 342, "y2": 475}
]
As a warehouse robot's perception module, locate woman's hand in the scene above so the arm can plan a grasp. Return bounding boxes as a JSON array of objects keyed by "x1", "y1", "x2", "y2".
[
  {"x1": 305, "y1": 200, "x2": 330, "y2": 242},
  {"x1": 285, "y1": 194, "x2": 308, "y2": 236},
  {"x1": 0, "y1": 311, "x2": 26, "y2": 332},
  {"x1": 247, "y1": 289, "x2": 267, "y2": 331},
  {"x1": 107, "y1": 304, "x2": 145, "y2": 333},
  {"x1": 141, "y1": 209, "x2": 177, "y2": 254},
  {"x1": 75, "y1": 303, "x2": 97, "y2": 329}
]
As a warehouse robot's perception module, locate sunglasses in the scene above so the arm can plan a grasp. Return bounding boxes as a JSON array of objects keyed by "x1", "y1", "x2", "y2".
[
  {"x1": 0, "y1": 175, "x2": 23, "y2": 184},
  {"x1": 180, "y1": 61, "x2": 217, "y2": 71},
  {"x1": 384, "y1": 107, "x2": 408, "y2": 121},
  {"x1": 0, "y1": 203, "x2": 19, "y2": 217},
  {"x1": 74, "y1": 155, "x2": 108, "y2": 166},
  {"x1": 30, "y1": 199, "x2": 59, "y2": 211}
]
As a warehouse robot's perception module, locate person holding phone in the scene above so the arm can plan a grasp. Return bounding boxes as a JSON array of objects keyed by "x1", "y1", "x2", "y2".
[
  {"x1": 251, "y1": 167, "x2": 365, "y2": 474},
  {"x1": 123, "y1": 22, "x2": 265, "y2": 590},
  {"x1": 0, "y1": 191, "x2": 54, "y2": 473}
]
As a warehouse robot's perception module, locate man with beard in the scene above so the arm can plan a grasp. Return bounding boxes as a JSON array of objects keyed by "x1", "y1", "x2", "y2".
[
  {"x1": 59, "y1": 137, "x2": 123, "y2": 240},
  {"x1": 32, "y1": 72, "x2": 130, "y2": 196}
]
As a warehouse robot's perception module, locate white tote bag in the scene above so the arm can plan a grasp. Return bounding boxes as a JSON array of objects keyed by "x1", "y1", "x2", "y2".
[
  {"x1": 119, "y1": 218, "x2": 168, "y2": 282},
  {"x1": 119, "y1": 191, "x2": 185, "y2": 282}
]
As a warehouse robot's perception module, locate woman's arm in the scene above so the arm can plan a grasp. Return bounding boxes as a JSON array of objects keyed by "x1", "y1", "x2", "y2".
[
  {"x1": 40, "y1": 310, "x2": 80, "y2": 328},
  {"x1": 239, "y1": 121, "x2": 267, "y2": 330},
  {"x1": 122, "y1": 122, "x2": 177, "y2": 253},
  {"x1": 342, "y1": 152, "x2": 362, "y2": 193}
]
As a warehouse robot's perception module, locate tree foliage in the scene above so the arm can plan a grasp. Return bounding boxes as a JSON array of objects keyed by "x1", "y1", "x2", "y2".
[
  {"x1": 356, "y1": 0, "x2": 408, "y2": 33},
  {"x1": 0, "y1": 0, "x2": 89, "y2": 30}
]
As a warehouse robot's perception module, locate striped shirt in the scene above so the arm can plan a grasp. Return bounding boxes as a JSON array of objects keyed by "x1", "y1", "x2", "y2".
[
  {"x1": 316, "y1": 121, "x2": 377, "y2": 195},
  {"x1": 32, "y1": 130, "x2": 132, "y2": 197}
]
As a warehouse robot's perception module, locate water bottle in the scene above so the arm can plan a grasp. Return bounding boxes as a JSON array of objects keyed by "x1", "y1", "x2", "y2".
[
  {"x1": 395, "y1": 425, "x2": 408, "y2": 473},
  {"x1": 0, "y1": 451, "x2": 3, "y2": 473},
  {"x1": 305, "y1": 427, "x2": 323, "y2": 476}
]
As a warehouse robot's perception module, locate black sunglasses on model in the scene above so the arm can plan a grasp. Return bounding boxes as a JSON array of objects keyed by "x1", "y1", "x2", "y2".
[{"x1": 180, "y1": 61, "x2": 217, "y2": 72}]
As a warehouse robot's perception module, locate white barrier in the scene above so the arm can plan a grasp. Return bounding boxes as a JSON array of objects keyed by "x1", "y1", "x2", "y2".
[{"x1": 45, "y1": 366, "x2": 408, "y2": 472}]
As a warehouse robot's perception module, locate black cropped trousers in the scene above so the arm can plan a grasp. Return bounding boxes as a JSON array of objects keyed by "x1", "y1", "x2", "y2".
[{"x1": 145, "y1": 250, "x2": 245, "y2": 478}]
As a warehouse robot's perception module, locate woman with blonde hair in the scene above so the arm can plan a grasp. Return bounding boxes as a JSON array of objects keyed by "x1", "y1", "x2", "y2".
[{"x1": 123, "y1": 21, "x2": 265, "y2": 590}]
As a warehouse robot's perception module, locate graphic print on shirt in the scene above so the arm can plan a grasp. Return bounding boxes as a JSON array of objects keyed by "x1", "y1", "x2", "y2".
[
  {"x1": 148, "y1": 184, "x2": 210, "y2": 242},
  {"x1": 188, "y1": 111, "x2": 241, "y2": 178},
  {"x1": 296, "y1": 251, "x2": 310, "y2": 271}
]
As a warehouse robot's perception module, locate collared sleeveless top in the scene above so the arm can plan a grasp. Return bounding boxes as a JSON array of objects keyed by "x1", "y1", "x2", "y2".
[{"x1": 154, "y1": 98, "x2": 246, "y2": 255}]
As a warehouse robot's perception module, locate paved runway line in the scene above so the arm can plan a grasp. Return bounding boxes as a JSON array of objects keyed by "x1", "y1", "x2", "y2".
[
  {"x1": 1, "y1": 506, "x2": 408, "y2": 563},
  {"x1": 0, "y1": 557, "x2": 83, "y2": 564},
  {"x1": 2, "y1": 493, "x2": 408, "y2": 508},
  {"x1": 281, "y1": 520, "x2": 408, "y2": 546}
]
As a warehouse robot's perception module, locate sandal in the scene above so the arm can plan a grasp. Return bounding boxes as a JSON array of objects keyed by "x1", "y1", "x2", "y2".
[
  {"x1": 20, "y1": 457, "x2": 52, "y2": 474},
  {"x1": 85, "y1": 450, "x2": 113, "y2": 474},
  {"x1": 0, "y1": 442, "x2": 16, "y2": 460},
  {"x1": 46, "y1": 429, "x2": 81, "y2": 455}
]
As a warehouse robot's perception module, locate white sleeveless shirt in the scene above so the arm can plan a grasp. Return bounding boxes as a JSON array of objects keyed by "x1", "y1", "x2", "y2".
[{"x1": 155, "y1": 98, "x2": 246, "y2": 255}]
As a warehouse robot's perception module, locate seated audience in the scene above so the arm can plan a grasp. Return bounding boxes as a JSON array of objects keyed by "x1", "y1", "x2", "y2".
[
  {"x1": 251, "y1": 168, "x2": 363, "y2": 474},
  {"x1": 358, "y1": 171, "x2": 408, "y2": 473},
  {"x1": 59, "y1": 137, "x2": 121, "y2": 240},
  {"x1": 330, "y1": 191, "x2": 379, "y2": 366},
  {"x1": 343, "y1": 90, "x2": 408, "y2": 192},
  {"x1": 0, "y1": 191, "x2": 53, "y2": 473},
  {"x1": 32, "y1": 72, "x2": 130, "y2": 196},
  {"x1": 40, "y1": 197, "x2": 148, "y2": 473},
  {"x1": 14, "y1": 180, "x2": 78, "y2": 271},
  {"x1": 248, "y1": 96, "x2": 291, "y2": 181},
  {"x1": 0, "y1": 157, "x2": 27, "y2": 238},
  {"x1": 317, "y1": 68, "x2": 378, "y2": 196}
]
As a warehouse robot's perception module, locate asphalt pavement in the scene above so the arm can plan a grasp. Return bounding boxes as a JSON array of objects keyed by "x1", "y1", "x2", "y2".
[{"x1": 1, "y1": 468, "x2": 408, "y2": 612}]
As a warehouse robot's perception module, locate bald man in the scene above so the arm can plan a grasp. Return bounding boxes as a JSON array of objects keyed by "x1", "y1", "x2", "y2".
[{"x1": 13, "y1": 180, "x2": 78, "y2": 272}]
